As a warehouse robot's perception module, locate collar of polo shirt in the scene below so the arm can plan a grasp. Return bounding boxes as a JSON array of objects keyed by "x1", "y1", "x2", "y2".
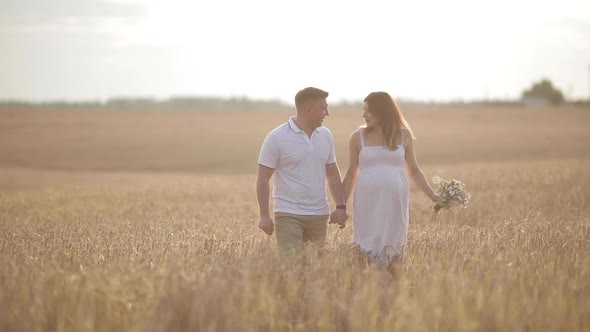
[{"x1": 288, "y1": 117, "x2": 321, "y2": 133}]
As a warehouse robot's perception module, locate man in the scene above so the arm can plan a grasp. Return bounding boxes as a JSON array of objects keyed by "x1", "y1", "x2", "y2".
[{"x1": 256, "y1": 87, "x2": 348, "y2": 255}]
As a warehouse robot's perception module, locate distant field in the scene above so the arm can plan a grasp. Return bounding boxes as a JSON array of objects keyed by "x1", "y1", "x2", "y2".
[
  {"x1": 0, "y1": 106, "x2": 588, "y2": 175},
  {"x1": 0, "y1": 106, "x2": 589, "y2": 331}
]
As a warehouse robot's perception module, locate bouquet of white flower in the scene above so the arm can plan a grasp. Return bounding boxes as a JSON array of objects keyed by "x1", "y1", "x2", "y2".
[{"x1": 432, "y1": 175, "x2": 471, "y2": 217}]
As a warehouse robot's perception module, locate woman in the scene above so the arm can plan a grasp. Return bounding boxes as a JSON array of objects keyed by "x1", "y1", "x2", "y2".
[{"x1": 343, "y1": 92, "x2": 438, "y2": 265}]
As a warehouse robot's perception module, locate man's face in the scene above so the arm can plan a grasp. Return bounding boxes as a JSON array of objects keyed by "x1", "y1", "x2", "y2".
[{"x1": 308, "y1": 98, "x2": 329, "y2": 127}]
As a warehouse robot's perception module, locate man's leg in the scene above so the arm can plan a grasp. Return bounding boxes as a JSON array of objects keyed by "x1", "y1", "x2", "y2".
[
  {"x1": 303, "y1": 215, "x2": 329, "y2": 249},
  {"x1": 274, "y1": 213, "x2": 305, "y2": 256}
]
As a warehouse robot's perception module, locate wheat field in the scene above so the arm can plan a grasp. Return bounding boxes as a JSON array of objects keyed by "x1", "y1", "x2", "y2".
[{"x1": 1, "y1": 105, "x2": 589, "y2": 331}]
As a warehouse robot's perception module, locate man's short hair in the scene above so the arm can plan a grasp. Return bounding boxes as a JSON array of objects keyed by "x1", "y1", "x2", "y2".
[{"x1": 295, "y1": 87, "x2": 329, "y2": 109}]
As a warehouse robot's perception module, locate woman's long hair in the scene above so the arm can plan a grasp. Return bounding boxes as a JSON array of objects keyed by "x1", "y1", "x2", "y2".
[{"x1": 363, "y1": 91, "x2": 413, "y2": 150}]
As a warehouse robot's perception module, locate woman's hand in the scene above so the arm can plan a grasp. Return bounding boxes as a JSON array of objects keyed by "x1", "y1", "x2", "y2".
[{"x1": 430, "y1": 193, "x2": 440, "y2": 203}]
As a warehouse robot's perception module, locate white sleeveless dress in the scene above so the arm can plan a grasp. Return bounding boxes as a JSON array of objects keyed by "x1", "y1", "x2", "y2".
[{"x1": 353, "y1": 128, "x2": 410, "y2": 264}]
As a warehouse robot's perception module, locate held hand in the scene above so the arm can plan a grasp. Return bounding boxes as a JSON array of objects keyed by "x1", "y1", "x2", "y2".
[
  {"x1": 341, "y1": 210, "x2": 350, "y2": 228},
  {"x1": 329, "y1": 210, "x2": 336, "y2": 224},
  {"x1": 337, "y1": 209, "x2": 349, "y2": 229},
  {"x1": 328, "y1": 209, "x2": 340, "y2": 226},
  {"x1": 258, "y1": 216, "x2": 275, "y2": 236},
  {"x1": 329, "y1": 209, "x2": 349, "y2": 229}
]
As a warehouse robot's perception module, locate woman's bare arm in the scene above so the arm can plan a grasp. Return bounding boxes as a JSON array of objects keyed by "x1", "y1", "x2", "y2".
[
  {"x1": 343, "y1": 130, "x2": 361, "y2": 204},
  {"x1": 404, "y1": 129, "x2": 437, "y2": 202}
]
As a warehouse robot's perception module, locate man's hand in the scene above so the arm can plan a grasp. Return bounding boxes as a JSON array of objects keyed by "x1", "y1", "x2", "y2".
[
  {"x1": 329, "y1": 209, "x2": 349, "y2": 229},
  {"x1": 258, "y1": 216, "x2": 275, "y2": 235}
]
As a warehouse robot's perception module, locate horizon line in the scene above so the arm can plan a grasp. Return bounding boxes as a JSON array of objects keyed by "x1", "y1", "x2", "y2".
[{"x1": 2, "y1": 94, "x2": 589, "y2": 106}]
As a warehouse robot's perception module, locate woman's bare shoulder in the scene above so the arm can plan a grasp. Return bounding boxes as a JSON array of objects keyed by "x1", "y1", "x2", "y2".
[
  {"x1": 350, "y1": 128, "x2": 363, "y2": 139},
  {"x1": 401, "y1": 127, "x2": 413, "y2": 136},
  {"x1": 349, "y1": 128, "x2": 363, "y2": 147},
  {"x1": 401, "y1": 128, "x2": 415, "y2": 146}
]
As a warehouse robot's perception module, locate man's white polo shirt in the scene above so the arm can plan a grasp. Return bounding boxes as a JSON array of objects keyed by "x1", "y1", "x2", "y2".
[{"x1": 258, "y1": 117, "x2": 336, "y2": 216}]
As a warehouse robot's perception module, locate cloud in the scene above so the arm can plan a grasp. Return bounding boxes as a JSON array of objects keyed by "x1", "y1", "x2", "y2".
[{"x1": 0, "y1": 0, "x2": 146, "y2": 27}]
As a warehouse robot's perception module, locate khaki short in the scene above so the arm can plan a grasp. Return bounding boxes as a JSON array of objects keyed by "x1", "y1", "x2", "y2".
[{"x1": 274, "y1": 212, "x2": 329, "y2": 255}]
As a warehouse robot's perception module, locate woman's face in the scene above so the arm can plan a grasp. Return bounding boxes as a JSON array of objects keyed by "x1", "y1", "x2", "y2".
[{"x1": 362, "y1": 102, "x2": 377, "y2": 128}]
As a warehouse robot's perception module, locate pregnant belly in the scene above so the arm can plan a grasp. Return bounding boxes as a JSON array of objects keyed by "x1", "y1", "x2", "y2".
[{"x1": 356, "y1": 167, "x2": 408, "y2": 194}]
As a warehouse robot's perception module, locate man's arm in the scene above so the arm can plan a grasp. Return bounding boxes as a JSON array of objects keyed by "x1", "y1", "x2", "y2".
[
  {"x1": 256, "y1": 164, "x2": 275, "y2": 235},
  {"x1": 326, "y1": 162, "x2": 345, "y2": 205},
  {"x1": 326, "y1": 162, "x2": 348, "y2": 227}
]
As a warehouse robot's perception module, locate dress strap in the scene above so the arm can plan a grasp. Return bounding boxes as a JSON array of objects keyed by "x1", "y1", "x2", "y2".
[{"x1": 359, "y1": 128, "x2": 365, "y2": 147}]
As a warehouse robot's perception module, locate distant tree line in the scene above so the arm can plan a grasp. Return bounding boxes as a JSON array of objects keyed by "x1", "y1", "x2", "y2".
[
  {"x1": 0, "y1": 96, "x2": 287, "y2": 111},
  {"x1": 1, "y1": 80, "x2": 588, "y2": 110}
]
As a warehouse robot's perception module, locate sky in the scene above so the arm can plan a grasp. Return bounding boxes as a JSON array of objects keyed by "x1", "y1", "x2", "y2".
[{"x1": 1, "y1": 0, "x2": 589, "y2": 103}]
